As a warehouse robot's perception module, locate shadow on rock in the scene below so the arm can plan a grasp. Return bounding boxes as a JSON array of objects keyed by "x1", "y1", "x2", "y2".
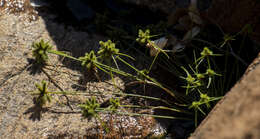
[
  {"x1": 23, "y1": 98, "x2": 48, "y2": 121},
  {"x1": 26, "y1": 58, "x2": 45, "y2": 75}
]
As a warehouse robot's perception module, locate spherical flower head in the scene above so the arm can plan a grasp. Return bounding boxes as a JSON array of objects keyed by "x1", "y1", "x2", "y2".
[
  {"x1": 32, "y1": 39, "x2": 52, "y2": 64},
  {"x1": 98, "y1": 40, "x2": 119, "y2": 60},
  {"x1": 136, "y1": 29, "x2": 151, "y2": 44},
  {"x1": 200, "y1": 47, "x2": 213, "y2": 57},
  {"x1": 79, "y1": 51, "x2": 97, "y2": 71}
]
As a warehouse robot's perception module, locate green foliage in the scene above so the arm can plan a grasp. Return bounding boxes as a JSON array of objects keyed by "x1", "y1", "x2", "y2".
[
  {"x1": 196, "y1": 73, "x2": 205, "y2": 80},
  {"x1": 196, "y1": 47, "x2": 222, "y2": 64},
  {"x1": 79, "y1": 97, "x2": 100, "y2": 118},
  {"x1": 79, "y1": 50, "x2": 97, "y2": 71},
  {"x1": 200, "y1": 47, "x2": 213, "y2": 57},
  {"x1": 179, "y1": 47, "x2": 223, "y2": 126},
  {"x1": 137, "y1": 69, "x2": 149, "y2": 81},
  {"x1": 180, "y1": 66, "x2": 202, "y2": 95},
  {"x1": 29, "y1": 33, "x2": 224, "y2": 130},
  {"x1": 35, "y1": 80, "x2": 52, "y2": 107},
  {"x1": 188, "y1": 92, "x2": 221, "y2": 127},
  {"x1": 108, "y1": 98, "x2": 120, "y2": 113},
  {"x1": 136, "y1": 29, "x2": 151, "y2": 45},
  {"x1": 220, "y1": 34, "x2": 235, "y2": 48},
  {"x1": 32, "y1": 39, "x2": 52, "y2": 64},
  {"x1": 135, "y1": 29, "x2": 169, "y2": 59},
  {"x1": 29, "y1": 20, "x2": 250, "y2": 131},
  {"x1": 205, "y1": 69, "x2": 221, "y2": 77},
  {"x1": 199, "y1": 93, "x2": 211, "y2": 108},
  {"x1": 98, "y1": 40, "x2": 119, "y2": 60}
]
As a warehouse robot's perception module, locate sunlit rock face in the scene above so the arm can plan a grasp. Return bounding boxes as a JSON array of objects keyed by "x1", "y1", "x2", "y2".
[
  {"x1": 0, "y1": 0, "x2": 37, "y2": 20},
  {"x1": 0, "y1": 0, "x2": 31, "y2": 13},
  {"x1": 0, "y1": 1, "x2": 169, "y2": 138}
]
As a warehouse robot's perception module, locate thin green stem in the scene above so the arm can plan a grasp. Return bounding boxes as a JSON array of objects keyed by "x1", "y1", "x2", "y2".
[
  {"x1": 48, "y1": 50, "x2": 79, "y2": 61},
  {"x1": 95, "y1": 109, "x2": 191, "y2": 120},
  {"x1": 148, "y1": 52, "x2": 159, "y2": 73},
  {"x1": 121, "y1": 105, "x2": 192, "y2": 114}
]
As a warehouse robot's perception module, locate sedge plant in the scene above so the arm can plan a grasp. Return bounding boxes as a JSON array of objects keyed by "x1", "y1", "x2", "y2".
[
  {"x1": 32, "y1": 39, "x2": 53, "y2": 65},
  {"x1": 30, "y1": 39, "x2": 191, "y2": 121},
  {"x1": 34, "y1": 80, "x2": 52, "y2": 107},
  {"x1": 29, "y1": 25, "x2": 237, "y2": 131},
  {"x1": 179, "y1": 47, "x2": 223, "y2": 127}
]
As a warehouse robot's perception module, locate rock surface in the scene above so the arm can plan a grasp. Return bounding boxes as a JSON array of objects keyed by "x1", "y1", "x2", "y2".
[
  {"x1": 1, "y1": 0, "x2": 260, "y2": 138},
  {"x1": 0, "y1": 1, "x2": 167, "y2": 138},
  {"x1": 189, "y1": 53, "x2": 260, "y2": 139}
]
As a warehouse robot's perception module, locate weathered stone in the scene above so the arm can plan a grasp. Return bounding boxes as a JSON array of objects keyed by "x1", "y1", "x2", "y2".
[{"x1": 0, "y1": 1, "x2": 167, "y2": 138}]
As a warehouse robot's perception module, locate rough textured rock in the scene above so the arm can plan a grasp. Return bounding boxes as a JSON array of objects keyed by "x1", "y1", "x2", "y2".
[
  {"x1": 0, "y1": 2, "x2": 166, "y2": 138},
  {"x1": 1, "y1": 0, "x2": 260, "y2": 138},
  {"x1": 189, "y1": 53, "x2": 260, "y2": 139}
]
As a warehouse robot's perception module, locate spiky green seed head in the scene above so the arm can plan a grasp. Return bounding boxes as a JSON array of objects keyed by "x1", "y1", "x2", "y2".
[{"x1": 200, "y1": 47, "x2": 213, "y2": 57}]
